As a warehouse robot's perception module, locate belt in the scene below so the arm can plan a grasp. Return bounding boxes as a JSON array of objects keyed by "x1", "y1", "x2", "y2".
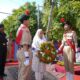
[
  {"x1": 26, "y1": 57, "x2": 29, "y2": 58},
  {"x1": 18, "y1": 45, "x2": 23, "y2": 48},
  {"x1": 64, "y1": 44, "x2": 69, "y2": 46},
  {"x1": 18, "y1": 45, "x2": 31, "y2": 48},
  {"x1": 32, "y1": 47, "x2": 35, "y2": 50},
  {"x1": 64, "y1": 42, "x2": 74, "y2": 46}
]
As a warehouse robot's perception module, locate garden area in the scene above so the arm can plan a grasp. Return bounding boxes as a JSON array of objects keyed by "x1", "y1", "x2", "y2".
[{"x1": 2, "y1": 0, "x2": 80, "y2": 41}]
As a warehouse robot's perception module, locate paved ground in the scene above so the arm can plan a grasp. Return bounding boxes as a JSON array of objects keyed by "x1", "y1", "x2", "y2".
[
  {"x1": 4, "y1": 65, "x2": 59, "y2": 80},
  {"x1": 4, "y1": 65, "x2": 80, "y2": 80}
]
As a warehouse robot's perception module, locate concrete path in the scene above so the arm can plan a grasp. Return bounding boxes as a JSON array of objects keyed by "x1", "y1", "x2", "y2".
[{"x1": 4, "y1": 64, "x2": 59, "y2": 80}]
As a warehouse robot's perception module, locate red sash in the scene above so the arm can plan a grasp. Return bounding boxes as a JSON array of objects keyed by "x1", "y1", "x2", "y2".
[
  {"x1": 16, "y1": 29, "x2": 23, "y2": 45},
  {"x1": 66, "y1": 39, "x2": 75, "y2": 53},
  {"x1": 63, "y1": 32, "x2": 76, "y2": 61},
  {"x1": 66, "y1": 39, "x2": 76, "y2": 61},
  {"x1": 16, "y1": 26, "x2": 26, "y2": 45}
]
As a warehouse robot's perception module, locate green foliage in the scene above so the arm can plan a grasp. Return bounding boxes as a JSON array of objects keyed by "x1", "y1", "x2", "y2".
[
  {"x1": 2, "y1": 2, "x2": 37, "y2": 39},
  {"x1": 42, "y1": 0, "x2": 80, "y2": 40},
  {"x1": 42, "y1": 0, "x2": 51, "y2": 28}
]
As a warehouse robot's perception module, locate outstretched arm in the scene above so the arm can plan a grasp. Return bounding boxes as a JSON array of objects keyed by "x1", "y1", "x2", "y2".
[{"x1": 72, "y1": 31, "x2": 78, "y2": 52}]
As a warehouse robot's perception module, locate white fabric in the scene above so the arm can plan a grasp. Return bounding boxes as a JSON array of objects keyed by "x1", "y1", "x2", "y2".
[
  {"x1": 35, "y1": 72, "x2": 44, "y2": 80},
  {"x1": 66, "y1": 72, "x2": 74, "y2": 80},
  {"x1": 60, "y1": 31, "x2": 77, "y2": 51},
  {"x1": 32, "y1": 29, "x2": 46, "y2": 72},
  {"x1": 24, "y1": 60, "x2": 29, "y2": 66},
  {"x1": 24, "y1": 51, "x2": 30, "y2": 66},
  {"x1": 16, "y1": 24, "x2": 32, "y2": 45},
  {"x1": 66, "y1": 72, "x2": 70, "y2": 80},
  {"x1": 24, "y1": 51, "x2": 29, "y2": 57},
  {"x1": 76, "y1": 52, "x2": 80, "y2": 62},
  {"x1": 32, "y1": 29, "x2": 46, "y2": 51},
  {"x1": 69, "y1": 72, "x2": 74, "y2": 80}
]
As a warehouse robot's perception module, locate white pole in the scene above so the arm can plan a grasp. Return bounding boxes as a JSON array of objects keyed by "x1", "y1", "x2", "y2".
[
  {"x1": 37, "y1": 4, "x2": 40, "y2": 29},
  {"x1": 46, "y1": 0, "x2": 55, "y2": 39}
]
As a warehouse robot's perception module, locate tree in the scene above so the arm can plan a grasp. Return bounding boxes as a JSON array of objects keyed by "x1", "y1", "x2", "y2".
[
  {"x1": 2, "y1": 2, "x2": 37, "y2": 39},
  {"x1": 42, "y1": 0, "x2": 80, "y2": 40}
]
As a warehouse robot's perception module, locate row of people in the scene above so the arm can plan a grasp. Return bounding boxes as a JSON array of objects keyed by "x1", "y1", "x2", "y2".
[
  {"x1": 16, "y1": 13, "x2": 78, "y2": 80},
  {"x1": 16, "y1": 13, "x2": 47, "y2": 80},
  {"x1": 0, "y1": 12, "x2": 78, "y2": 80}
]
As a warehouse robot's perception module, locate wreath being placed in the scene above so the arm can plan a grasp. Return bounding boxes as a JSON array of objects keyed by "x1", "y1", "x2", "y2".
[{"x1": 38, "y1": 42, "x2": 56, "y2": 64}]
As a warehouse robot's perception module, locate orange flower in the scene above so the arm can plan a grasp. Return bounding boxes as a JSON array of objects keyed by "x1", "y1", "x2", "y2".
[
  {"x1": 44, "y1": 49, "x2": 51, "y2": 55},
  {"x1": 40, "y1": 58, "x2": 46, "y2": 62},
  {"x1": 51, "y1": 54, "x2": 56, "y2": 59}
]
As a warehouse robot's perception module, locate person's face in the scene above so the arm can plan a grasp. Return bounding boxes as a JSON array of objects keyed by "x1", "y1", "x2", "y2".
[
  {"x1": 64, "y1": 24, "x2": 70, "y2": 31},
  {"x1": 38, "y1": 31, "x2": 44, "y2": 38},
  {"x1": 24, "y1": 20, "x2": 29, "y2": 27}
]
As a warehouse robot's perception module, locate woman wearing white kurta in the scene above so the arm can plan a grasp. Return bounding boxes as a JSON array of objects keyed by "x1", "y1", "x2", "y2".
[{"x1": 32, "y1": 29, "x2": 46, "y2": 80}]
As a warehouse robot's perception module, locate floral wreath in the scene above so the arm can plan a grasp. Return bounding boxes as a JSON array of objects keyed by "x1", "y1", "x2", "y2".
[{"x1": 38, "y1": 42, "x2": 56, "y2": 64}]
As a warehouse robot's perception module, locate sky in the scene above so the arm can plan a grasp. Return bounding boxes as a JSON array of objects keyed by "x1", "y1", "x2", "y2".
[{"x1": 0, "y1": 0, "x2": 44, "y2": 22}]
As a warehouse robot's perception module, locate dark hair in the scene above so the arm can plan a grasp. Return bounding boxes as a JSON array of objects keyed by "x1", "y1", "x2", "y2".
[
  {"x1": 19, "y1": 14, "x2": 30, "y2": 23},
  {"x1": 64, "y1": 21, "x2": 72, "y2": 28}
]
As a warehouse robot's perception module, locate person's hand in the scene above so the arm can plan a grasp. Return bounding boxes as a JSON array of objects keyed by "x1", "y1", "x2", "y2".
[
  {"x1": 56, "y1": 48, "x2": 61, "y2": 53},
  {"x1": 35, "y1": 51, "x2": 40, "y2": 56},
  {"x1": 76, "y1": 48, "x2": 78, "y2": 53}
]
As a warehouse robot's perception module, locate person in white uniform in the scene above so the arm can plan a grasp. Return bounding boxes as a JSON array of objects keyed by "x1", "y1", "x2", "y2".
[
  {"x1": 16, "y1": 13, "x2": 32, "y2": 80},
  {"x1": 32, "y1": 29, "x2": 47, "y2": 80},
  {"x1": 57, "y1": 21, "x2": 78, "y2": 80}
]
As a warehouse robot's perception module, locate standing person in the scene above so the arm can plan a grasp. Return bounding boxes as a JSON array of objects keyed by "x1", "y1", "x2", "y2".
[
  {"x1": 16, "y1": 13, "x2": 32, "y2": 80},
  {"x1": 32, "y1": 29, "x2": 47, "y2": 80},
  {"x1": 0, "y1": 24, "x2": 7, "y2": 80},
  {"x1": 57, "y1": 21, "x2": 78, "y2": 80}
]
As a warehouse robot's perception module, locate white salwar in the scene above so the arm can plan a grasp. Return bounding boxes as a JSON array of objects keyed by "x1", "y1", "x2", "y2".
[{"x1": 32, "y1": 29, "x2": 46, "y2": 80}]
